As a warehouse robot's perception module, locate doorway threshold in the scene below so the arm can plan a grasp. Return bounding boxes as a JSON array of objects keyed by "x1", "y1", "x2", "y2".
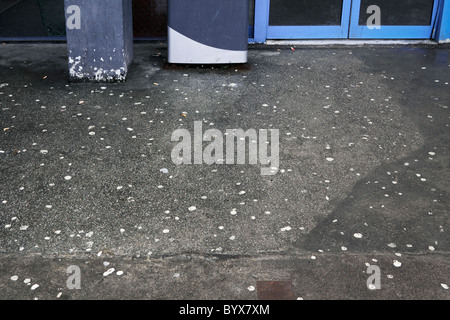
[{"x1": 265, "y1": 39, "x2": 438, "y2": 46}]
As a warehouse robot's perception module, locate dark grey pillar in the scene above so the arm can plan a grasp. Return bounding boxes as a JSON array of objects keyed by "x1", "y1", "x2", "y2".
[{"x1": 64, "y1": 0, "x2": 134, "y2": 81}]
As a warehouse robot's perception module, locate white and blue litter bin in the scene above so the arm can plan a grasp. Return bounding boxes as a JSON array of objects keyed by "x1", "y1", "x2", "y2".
[{"x1": 168, "y1": 0, "x2": 248, "y2": 64}]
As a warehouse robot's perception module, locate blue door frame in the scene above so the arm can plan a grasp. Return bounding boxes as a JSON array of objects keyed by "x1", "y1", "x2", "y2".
[
  {"x1": 253, "y1": 0, "x2": 443, "y2": 42},
  {"x1": 269, "y1": 0, "x2": 352, "y2": 39},
  {"x1": 349, "y1": 0, "x2": 441, "y2": 39},
  {"x1": 254, "y1": 0, "x2": 352, "y2": 41}
]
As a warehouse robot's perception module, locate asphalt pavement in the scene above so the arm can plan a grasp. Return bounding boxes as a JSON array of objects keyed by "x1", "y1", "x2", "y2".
[{"x1": 0, "y1": 42, "x2": 449, "y2": 300}]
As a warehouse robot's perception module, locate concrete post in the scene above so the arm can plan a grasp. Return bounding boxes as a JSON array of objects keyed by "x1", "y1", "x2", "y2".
[{"x1": 64, "y1": 0, "x2": 134, "y2": 81}]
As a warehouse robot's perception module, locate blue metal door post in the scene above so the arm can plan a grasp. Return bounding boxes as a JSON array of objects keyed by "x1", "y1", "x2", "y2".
[{"x1": 436, "y1": 0, "x2": 450, "y2": 42}]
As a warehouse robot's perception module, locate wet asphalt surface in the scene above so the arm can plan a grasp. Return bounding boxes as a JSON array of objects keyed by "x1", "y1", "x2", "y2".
[{"x1": 0, "y1": 43, "x2": 449, "y2": 300}]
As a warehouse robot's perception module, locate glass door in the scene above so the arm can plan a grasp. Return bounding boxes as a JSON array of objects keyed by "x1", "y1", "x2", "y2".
[
  {"x1": 349, "y1": 0, "x2": 440, "y2": 39},
  {"x1": 265, "y1": 0, "x2": 352, "y2": 39}
]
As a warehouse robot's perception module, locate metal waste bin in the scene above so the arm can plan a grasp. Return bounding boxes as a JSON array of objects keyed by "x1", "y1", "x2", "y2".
[{"x1": 168, "y1": 0, "x2": 248, "y2": 64}]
